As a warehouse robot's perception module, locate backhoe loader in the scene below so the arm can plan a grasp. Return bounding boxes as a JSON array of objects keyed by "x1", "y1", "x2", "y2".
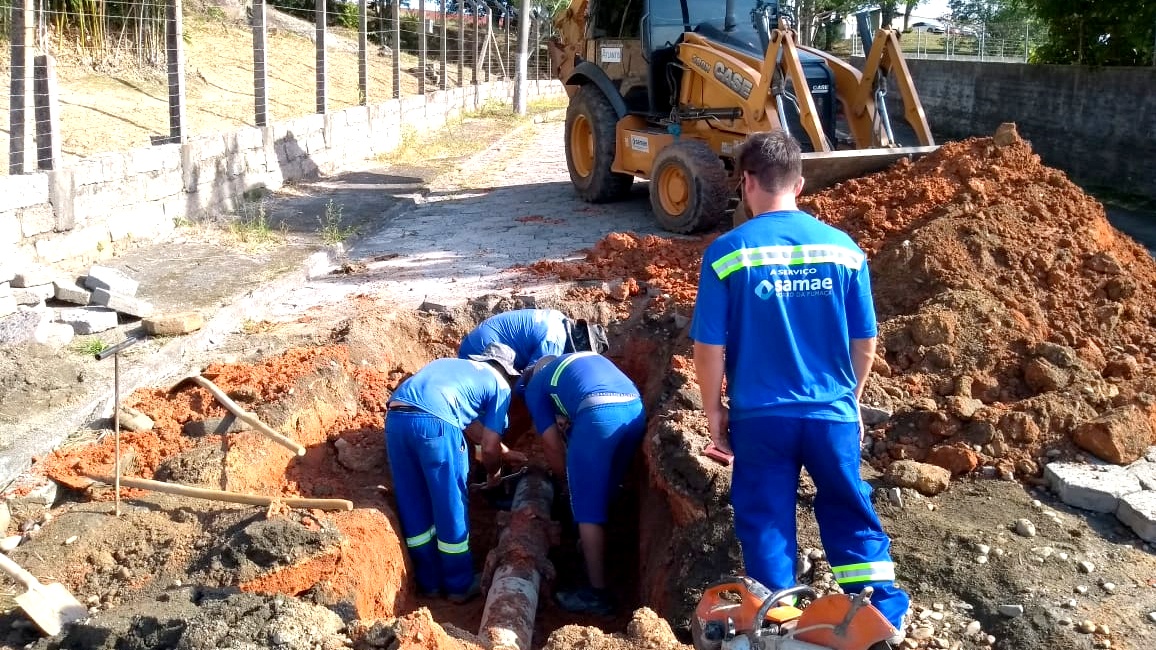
[{"x1": 547, "y1": 0, "x2": 939, "y2": 233}]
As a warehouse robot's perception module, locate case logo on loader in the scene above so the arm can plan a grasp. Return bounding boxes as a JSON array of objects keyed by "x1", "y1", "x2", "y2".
[
  {"x1": 714, "y1": 62, "x2": 753, "y2": 99},
  {"x1": 629, "y1": 134, "x2": 650, "y2": 153}
]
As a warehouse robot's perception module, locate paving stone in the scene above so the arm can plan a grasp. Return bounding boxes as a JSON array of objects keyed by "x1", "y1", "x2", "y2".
[
  {"x1": 0, "y1": 294, "x2": 15, "y2": 319},
  {"x1": 12, "y1": 284, "x2": 54, "y2": 305},
  {"x1": 0, "y1": 264, "x2": 13, "y2": 284},
  {"x1": 142, "y1": 311, "x2": 204, "y2": 336},
  {"x1": 1045, "y1": 461, "x2": 1142, "y2": 513},
  {"x1": 11, "y1": 267, "x2": 58, "y2": 288},
  {"x1": 1127, "y1": 460, "x2": 1156, "y2": 491},
  {"x1": 90, "y1": 288, "x2": 154, "y2": 318},
  {"x1": 53, "y1": 280, "x2": 92, "y2": 305},
  {"x1": 34, "y1": 322, "x2": 74, "y2": 348},
  {"x1": 84, "y1": 264, "x2": 140, "y2": 296},
  {"x1": 1117, "y1": 491, "x2": 1156, "y2": 543},
  {"x1": 58, "y1": 307, "x2": 119, "y2": 334}
]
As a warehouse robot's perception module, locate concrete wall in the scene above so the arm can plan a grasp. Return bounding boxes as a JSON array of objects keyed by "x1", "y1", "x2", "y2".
[
  {"x1": 897, "y1": 59, "x2": 1156, "y2": 199},
  {"x1": 0, "y1": 80, "x2": 565, "y2": 269}
]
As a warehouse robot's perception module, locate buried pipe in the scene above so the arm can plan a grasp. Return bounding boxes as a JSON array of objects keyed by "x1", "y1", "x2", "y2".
[{"x1": 478, "y1": 471, "x2": 558, "y2": 650}]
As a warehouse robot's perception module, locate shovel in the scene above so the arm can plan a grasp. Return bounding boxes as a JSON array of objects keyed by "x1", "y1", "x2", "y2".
[
  {"x1": 0, "y1": 553, "x2": 86, "y2": 636},
  {"x1": 172, "y1": 373, "x2": 306, "y2": 456}
]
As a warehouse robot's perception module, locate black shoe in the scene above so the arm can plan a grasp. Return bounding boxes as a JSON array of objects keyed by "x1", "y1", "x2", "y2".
[
  {"x1": 418, "y1": 588, "x2": 442, "y2": 599},
  {"x1": 555, "y1": 587, "x2": 614, "y2": 615}
]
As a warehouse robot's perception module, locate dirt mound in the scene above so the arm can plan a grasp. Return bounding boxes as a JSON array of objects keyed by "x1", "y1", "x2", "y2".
[
  {"x1": 542, "y1": 607, "x2": 688, "y2": 650},
  {"x1": 524, "y1": 232, "x2": 715, "y2": 305}
]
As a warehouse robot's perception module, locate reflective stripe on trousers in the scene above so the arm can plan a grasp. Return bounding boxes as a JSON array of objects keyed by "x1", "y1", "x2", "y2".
[
  {"x1": 831, "y1": 561, "x2": 896, "y2": 584},
  {"x1": 405, "y1": 525, "x2": 436, "y2": 548}
]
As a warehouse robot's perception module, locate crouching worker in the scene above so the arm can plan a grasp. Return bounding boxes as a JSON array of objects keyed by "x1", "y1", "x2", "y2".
[
  {"x1": 459, "y1": 309, "x2": 609, "y2": 372},
  {"x1": 384, "y1": 343, "x2": 521, "y2": 603},
  {"x1": 517, "y1": 351, "x2": 645, "y2": 615}
]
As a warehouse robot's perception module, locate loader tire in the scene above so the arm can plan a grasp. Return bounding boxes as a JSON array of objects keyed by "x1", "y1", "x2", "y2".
[
  {"x1": 649, "y1": 140, "x2": 728, "y2": 234},
  {"x1": 565, "y1": 85, "x2": 633, "y2": 203}
]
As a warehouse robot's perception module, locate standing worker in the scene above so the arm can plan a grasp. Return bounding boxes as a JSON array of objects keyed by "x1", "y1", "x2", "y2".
[
  {"x1": 517, "y1": 351, "x2": 645, "y2": 615},
  {"x1": 459, "y1": 309, "x2": 609, "y2": 372},
  {"x1": 689, "y1": 131, "x2": 910, "y2": 637},
  {"x1": 385, "y1": 343, "x2": 522, "y2": 603}
]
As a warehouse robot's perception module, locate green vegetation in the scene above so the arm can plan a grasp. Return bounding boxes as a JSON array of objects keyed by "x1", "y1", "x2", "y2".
[
  {"x1": 229, "y1": 200, "x2": 282, "y2": 245},
  {"x1": 319, "y1": 200, "x2": 360, "y2": 245},
  {"x1": 74, "y1": 339, "x2": 109, "y2": 356}
]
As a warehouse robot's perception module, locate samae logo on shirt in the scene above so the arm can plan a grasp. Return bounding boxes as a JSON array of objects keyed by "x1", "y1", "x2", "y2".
[{"x1": 755, "y1": 276, "x2": 834, "y2": 299}]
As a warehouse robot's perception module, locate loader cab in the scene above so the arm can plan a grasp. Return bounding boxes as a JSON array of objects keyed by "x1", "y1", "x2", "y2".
[{"x1": 584, "y1": 0, "x2": 837, "y2": 149}]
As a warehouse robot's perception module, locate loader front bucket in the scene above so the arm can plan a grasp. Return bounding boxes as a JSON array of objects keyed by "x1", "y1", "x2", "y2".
[{"x1": 801, "y1": 146, "x2": 939, "y2": 193}]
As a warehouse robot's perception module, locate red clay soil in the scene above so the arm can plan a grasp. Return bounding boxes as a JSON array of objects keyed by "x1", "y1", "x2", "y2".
[{"x1": 525, "y1": 232, "x2": 715, "y2": 305}]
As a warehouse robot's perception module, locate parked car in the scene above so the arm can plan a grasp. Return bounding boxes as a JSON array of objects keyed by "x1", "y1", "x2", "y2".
[{"x1": 911, "y1": 21, "x2": 945, "y2": 34}]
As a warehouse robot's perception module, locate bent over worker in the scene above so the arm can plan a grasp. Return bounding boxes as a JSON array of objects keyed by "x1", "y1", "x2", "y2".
[
  {"x1": 458, "y1": 309, "x2": 609, "y2": 373},
  {"x1": 384, "y1": 343, "x2": 521, "y2": 603},
  {"x1": 689, "y1": 131, "x2": 910, "y2": 634},
  {"x1": 517, "y1": 351, "x2": 645, "y2": 615}
]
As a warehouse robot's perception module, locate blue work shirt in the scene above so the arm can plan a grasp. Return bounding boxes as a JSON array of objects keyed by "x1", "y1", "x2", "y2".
[
  {"x1": 390, "y1": 358, "x2": 512, "y2": 434},
  {"x1": 521, "y1": 352, "x2": 640, "y2": 434},
  {"x1": 458, "y1": 309, "x2": 570, "y2": 372},
  {"x1": 690, "y1": 210, "x2": 876, "y2": 422}
]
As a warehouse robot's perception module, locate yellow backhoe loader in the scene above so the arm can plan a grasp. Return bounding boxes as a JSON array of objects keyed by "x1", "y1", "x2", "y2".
[{"x1": 547, "y1": 0, "x2": 939, "y2": 233}]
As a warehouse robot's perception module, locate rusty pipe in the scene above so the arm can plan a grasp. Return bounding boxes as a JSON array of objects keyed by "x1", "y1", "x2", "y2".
[{"x1": 479, "y1": 472, "x2": 556, "y2": 650}]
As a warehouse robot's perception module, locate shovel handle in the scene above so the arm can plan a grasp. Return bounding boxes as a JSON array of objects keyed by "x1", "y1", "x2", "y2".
[
  {"x1": 188, "y1": 375, "x2": 306, "y2": 456},
  {"x1": 0, "y1": 552, "x2": 42, "y2": 590},
  {"x1": 87, "y1": 474, "x2": 353, "y2": 511}
]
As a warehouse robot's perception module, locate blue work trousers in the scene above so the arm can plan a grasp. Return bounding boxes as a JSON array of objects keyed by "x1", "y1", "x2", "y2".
[
  {"x1": 384, "y1": 411, "x2": 474, "y2": 595},
  {"x1": 567, "y1": 399, "x2": 646, "y2": 524},
  {"x1": 729, "y1": 415, "x2": 910, "y2": 628}
]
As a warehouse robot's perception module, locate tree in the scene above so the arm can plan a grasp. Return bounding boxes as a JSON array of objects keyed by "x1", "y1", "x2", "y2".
[
  {"x1": 902, "y1": 1, "x2": 922, "y2": 30},
  {"x1": 1018, "y1": 0, "x2": 1156, "y2": 65}
]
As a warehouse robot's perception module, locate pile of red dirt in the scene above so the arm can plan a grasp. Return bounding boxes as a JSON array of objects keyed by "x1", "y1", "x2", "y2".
[
  {"x1": 525, "y1": 232, "x2": 715, "y2": 305},
  {"x1": 526, "y1": 125, "x2": 1156, "y2": 476}
]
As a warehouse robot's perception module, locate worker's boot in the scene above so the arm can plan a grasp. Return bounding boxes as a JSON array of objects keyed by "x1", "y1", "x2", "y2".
[
  {"x1": 555, "y1": 586, "x2": 614, "y2": 615},
  {"x1": 447, "y1": 573, "x2": 482, "y2": 605}
]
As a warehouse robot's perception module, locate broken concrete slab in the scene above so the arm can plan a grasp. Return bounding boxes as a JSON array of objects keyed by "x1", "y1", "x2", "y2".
[
  {"x1": 861, "y1": 404, "x2": 893, "y2": 426},
  {"x1": 0, "y1": 264, "x2": 13, "y2": 284},
  {"x1": 12, "y1": 283, "x2": 54, "y2": 305},
  {"x1": 35, "y1": 321, "x2": 75, "y2": 348},
  {"x1": 91, "y1": 287, "x2": 155, "y2": 318},
  {"x1": 1044, "y1": 461, "x2": 1143, "y2": 513},
  {"x1": 11, "y1": 267, "x2": 58, "y2": 288},
  {"x1": 0, "y1": 307, "x2": 51, "y2": 347},
  {"x1": 1116, "y1": 491, "x2": 1156, "y2": 543},
  {"x1": 0, "y1": 294, "x2": 15, "y2": 319},
  {"x1": 53, "y1": 280, "x2": 92, "y2": 305},
  {"x1": 117, "y1": 405, "x2": 155, "y2": 432},
  {"x1": 84, "y1": 264, "x2": 140, "y2": 296},
  {"x1": 143, "y1": 311, "x2": 205, "y2": 336},
  {"x1": 3, "y1": 475, "x2": 60, "y2": 527},
  {"x1": 1127, "y1": 460, "x2": 1156, "y2": 491},
  {"x1": 58, "y1": 306, "x2": 119, "y2": 334}
]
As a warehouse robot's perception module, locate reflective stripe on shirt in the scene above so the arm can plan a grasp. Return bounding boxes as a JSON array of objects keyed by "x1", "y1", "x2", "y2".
[{"x1": 711, "y1": 244, "x2": 866, "y2": 279}]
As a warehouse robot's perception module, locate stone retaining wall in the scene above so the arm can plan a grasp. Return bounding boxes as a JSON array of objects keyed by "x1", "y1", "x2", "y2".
[{"x1": 0, "y1": 80, "x2": 565, "y2": 269}]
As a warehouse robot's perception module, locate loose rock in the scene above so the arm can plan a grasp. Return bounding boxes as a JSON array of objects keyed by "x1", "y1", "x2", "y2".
[
  {"x1": 143, "y1": 311, "x2": 205, "y2": 336},
  {"x1": 1078, "y1": 561, "x2": 1095, "y2": 574},
  {"x1": 884, "y1": 460, "x2": 951, "y2": 496},
  {"x1": 1077, "y1": 620, "x2": 1096, "y2": 633},
  {"x1": 998, "y1": 604, "x2": 1024, "y2": 618},
  {"x1": 1013, "y1": 518, "x2": 1036, "y2": 537}
]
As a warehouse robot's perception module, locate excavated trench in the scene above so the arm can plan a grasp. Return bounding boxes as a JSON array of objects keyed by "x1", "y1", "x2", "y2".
[{"x1": 15, "y1": 292, "x2": 727, "y2": 650}]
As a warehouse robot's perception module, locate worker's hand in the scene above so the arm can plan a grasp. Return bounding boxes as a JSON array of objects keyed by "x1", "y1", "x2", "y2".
[
  {"x1": 502, "y1": 449, "x2": 529, "y2": 468},
  {"x1": 706, "y1": 405, "x2": 731, "y2": 455}
]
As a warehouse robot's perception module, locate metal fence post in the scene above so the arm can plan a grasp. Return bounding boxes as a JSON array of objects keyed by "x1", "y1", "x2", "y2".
[
  {"x1": 316, "y1": 0, "x2": 328, "y2": 113},
  {"x1": 167, "y1": 0, "x2": 187, "y2": 143},
  {"x1": 533, "y1": 18, "x2": 539, "y2": 80},
  {"x1": 8, "y1": 0, "x2": 33, "y2": 174},
  {"x1": 472, "y1": 9, "x2": 480, "y2": 84},
  {"x1": 253, "y1": 0, "x2": 270, "y2": 126},
  {"x1": 33, "y1": 55, "x2": 61, "y2": 170},
  {"x1": 359, "y1": 0, "x2": 369, "y2": 104},
  {"x1": 457, "y1": 1, "x2": 465, "y2": 87},
  {"x1": 392, "y1": 0, "x2": 401, "y2": 98},
  {"x1": 439, "y1": 2, "x2": 447, "y2": 90},
  {"x1": 505, "y1": 14, "x2": 510, "y2": 78},
  {"x1": 418, "y1": 0, "x2": 427, "y2": 94}
]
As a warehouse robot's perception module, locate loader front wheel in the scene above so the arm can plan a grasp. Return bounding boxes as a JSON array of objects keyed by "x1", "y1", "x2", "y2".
[
  {"x1": 649, "y1": 140, "x2": 728, "y2": 234},
  {"x1": 565, "y1": 85, "x2": 633, "y2": 202}
]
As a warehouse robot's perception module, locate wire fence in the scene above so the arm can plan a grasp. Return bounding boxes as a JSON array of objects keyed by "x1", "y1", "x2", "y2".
[
  {"x1": 1, "y1": 0, "x2": 558, "y2": 175},
  {"x1": 845, "y1": 19, "x2": 1049, "y2": 64}
]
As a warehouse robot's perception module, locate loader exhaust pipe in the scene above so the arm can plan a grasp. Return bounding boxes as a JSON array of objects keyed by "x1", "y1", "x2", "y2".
[
  {"x1": 478, "y1": 472, "x2": 557, "y2": 650},
  {"x1": 724, "y1": 0, "x2": 737, "y2": 31}
]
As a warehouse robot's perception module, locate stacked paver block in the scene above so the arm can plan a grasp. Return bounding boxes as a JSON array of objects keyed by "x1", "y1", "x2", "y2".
[{"x1": 1046, "y1": 447, "x2": 1156, "y2": 544}]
